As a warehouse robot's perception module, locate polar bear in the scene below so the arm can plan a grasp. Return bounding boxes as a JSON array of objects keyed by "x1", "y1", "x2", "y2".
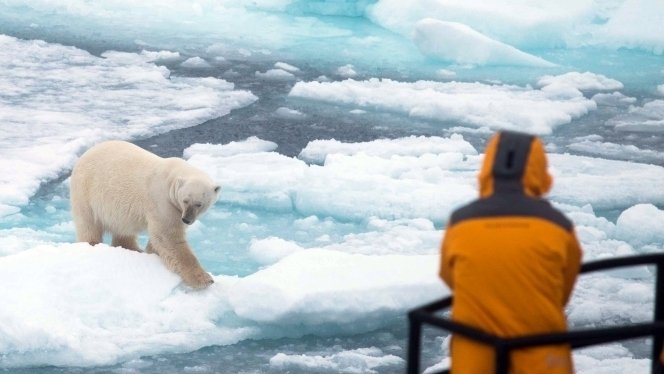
[{"x1": 70, "y1": 140, "x2": 220, "y2": 289}]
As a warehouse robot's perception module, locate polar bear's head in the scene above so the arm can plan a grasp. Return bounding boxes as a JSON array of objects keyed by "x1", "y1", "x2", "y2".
[{"x1": 176, "y1": 177, "x2": 221, "y2": 225}]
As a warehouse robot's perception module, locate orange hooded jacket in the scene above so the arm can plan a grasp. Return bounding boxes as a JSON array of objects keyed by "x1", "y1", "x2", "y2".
[{"x1": 440, "y1": 131, "x2": 582, "y2": 373}]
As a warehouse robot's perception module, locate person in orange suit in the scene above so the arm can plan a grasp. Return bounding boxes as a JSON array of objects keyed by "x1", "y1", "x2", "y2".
[{"x1": 440, "y1": 130, "x2": 582, "y2": 373}]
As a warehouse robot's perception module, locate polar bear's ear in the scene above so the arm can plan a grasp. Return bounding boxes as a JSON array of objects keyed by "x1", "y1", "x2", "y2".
[{"x1": 214, "y1": 185, "x2": 221, "y2": 193}]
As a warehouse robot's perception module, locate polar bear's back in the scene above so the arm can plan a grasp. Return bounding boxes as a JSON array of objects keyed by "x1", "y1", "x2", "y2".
[{"x1": 71, "y1": 141, "x2": 164, "y2": 236}]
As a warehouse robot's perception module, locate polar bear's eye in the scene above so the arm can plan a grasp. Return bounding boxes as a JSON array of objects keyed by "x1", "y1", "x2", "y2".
[
  {"x1": 183, "y1": 199, "x2": 190, "y2": 205},
  {"x1": 195, "y1": 203, "x2": 203, "y2": 208}
]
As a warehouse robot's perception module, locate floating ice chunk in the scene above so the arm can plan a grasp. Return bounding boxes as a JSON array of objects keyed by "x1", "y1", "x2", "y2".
[
  {"x1": 183, "y1": 137, "x2": 278, "y2": 159},
  {"x1": 595, "y1": 0, "x2": 664, "y2": 55},
  {"x1": 180, "y1": 56, "x2": 212, "y2": 68},
  {"x1": 185, "y1": 137, "x2": 664, "y2": 223},
  {"x1": 274, "y1": 61, "x2": 300, "y2": 72},
  {"x1": 609, "y1": 100, "x2": 664, "y2": 132},
  {"x1": 248, "y1": 237, "x2": 303, "y2": 265},
  {"x1": 0, "y1": 35, "x2": 256, "y2": 216},
  {"x1": 658, "y1": 84, "x2": 664, "y2": 96},
  {"x1": 289, "y1": 78, "x2": 595, "y2": 134},
  {"x1": 538, "y1": 72, "x2": 624, "y2": 92},
  {"x1": 436, "y1": 69, "x2": 457, "y2": 79},
  {"x1": 574, "y1": 344, "x2": 649, "y2": 374},
  {"x1": 349, "y1": 109, "x2": 366, "y2": 114},
  {"x1": 322, "y1": 217, "x2": 440, "y2": 256},
  {"x1": 413, "y1": 19, "x2": 556, "y2": 67},
  {"x1": 0, "y1": 243, "x2": 255, "y2": 367},
  {"x1": 569, "y1": 274, "x2": 653, "y2": 327},
  {"x1": 228, "y1": 249, "x2": 447, "y2": 324},
  {"x1": 298, "y1": 135, "x2": 477, "y2": 164},
  {"x1": 336, "y1": 64, "x2": 357, "y2": 78},
  {"x1": 255, "y1": 68, "x2": 295, "y2": 80},
  {"x1": 368, "y1": 0, "x2": 594, "y2": 49},
  {"x1": 615, "y1": 204, "x2": 664, "y2": 246},
  {"x1": 185, "y1": 135, "x2": 479, "y2": 222},
  {"x1": 102, "y1": 50, "x2": 181, "y2": 64},
  {"x1": 567, "y1": 140, "x2": 664, "y2": 164},
  {"x1": 186, "y1": 144, "x2": 308, "y2": 211},
  {"x1": 591, "y1": 92, "x2": 637, "y2": 106},
  {"x1": 269, "y1": 347, "x2": 404, "y2": 373},
  {"x1": 0, "y1": 228, "x2": 67, "y2": 256},
  {"x1": 274, "y1": 107, "x2": 306, "y2": 120},
  {"x1": 549, "y1": 154, "x2": 664, "y2": 210}
]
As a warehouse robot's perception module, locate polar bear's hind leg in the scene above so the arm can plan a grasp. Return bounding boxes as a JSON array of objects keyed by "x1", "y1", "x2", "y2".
[
  {"x1": 71, "y1": 200, "x2": 103, "y2": 245},
  {"x1": 111, "y1": 235, "x2": 141, "y2": 251}
]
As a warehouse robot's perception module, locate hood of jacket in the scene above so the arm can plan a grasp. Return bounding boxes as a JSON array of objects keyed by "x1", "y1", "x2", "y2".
[{"x1": 478, "y1": 131, "x2": 552, "y2": 198}]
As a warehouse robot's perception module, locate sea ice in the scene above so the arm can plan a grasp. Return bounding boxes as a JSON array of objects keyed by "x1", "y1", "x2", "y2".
[
  {"x1": 228, "y1": 249, "x2": 446, "y2": 324},
  {"x1": 537, "y1": 72, "x2": 624, "y2": 92},
  {"x1": 0, "y1": 35, "x2": 257, "y2": 217},
  {"x1": 269, "y1": 347, "x2": 404, "y2": 373},
  {"x1": 255, "y1": 68, "x2": 296, "y2": 80},
  {"x1": 413, "y1": 19, "x2": 556, "y2": 67},
  {"x1": 609, "y1": 100, "x2": 664, "y2": 132},
  {"x1": 180, "y1": 56, "x2": 212, "y2": 69},
  {"x1": 615, "y1": 204, "x2": 664, "y2": 246},
  {"x1": 289, "y1": 77, "x2": 596, "y2": 134},
  {"x1": 274, "y1": 61, "x2": 300, "y2": 72},
  {"x1": 567, "y1": 140, "x2": 664, "y2": 164},
  {"x1": 591, "y1": 92, "x2": 637, "y2": 107},
  {"x1": 298, "y1": 135, "x2": 477, "y2": 164},
  {"x1": 336, "y1": 64, "x2": 358, "y2": 78},
  {"x1": 274, "y1": 107, "x2": 306, "y2": 120}
]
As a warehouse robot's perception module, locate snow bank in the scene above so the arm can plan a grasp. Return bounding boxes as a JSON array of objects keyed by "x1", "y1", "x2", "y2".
[
  {"x1": 413, "y1": 19, "x2": 555, "y2": 67},
  {"x1": 0, "y1": 35, "x2": 257, "y2": 216},
  {"x1": 289, "y1": 77, "x2": 596, "y2": 134}
]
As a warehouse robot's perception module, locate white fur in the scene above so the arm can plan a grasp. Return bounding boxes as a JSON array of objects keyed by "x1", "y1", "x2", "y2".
[{"x1": 70, "y1": 140, "x2": 220, "y2": 289}]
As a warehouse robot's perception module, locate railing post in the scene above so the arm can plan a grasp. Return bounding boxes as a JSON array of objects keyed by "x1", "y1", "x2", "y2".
[
  {"x1": 495, "y1": 343, "x2": 509, "y2": 374},
  {"x1": 408, "y1": 311, "x2": 422, "y2": 374},
  {"x1": 652, "y1": 262, "x2": 664, "y2": 374}
]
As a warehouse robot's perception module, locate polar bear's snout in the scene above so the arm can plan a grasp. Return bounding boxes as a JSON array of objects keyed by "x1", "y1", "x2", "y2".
[{"x1": 182, "y1": 205, "x2": 197, "y2": 225}]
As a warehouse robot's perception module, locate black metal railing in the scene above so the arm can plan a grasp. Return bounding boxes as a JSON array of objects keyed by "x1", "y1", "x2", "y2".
[{"x1": 407, "y1": 253, "x2": 664, "y2": 374}]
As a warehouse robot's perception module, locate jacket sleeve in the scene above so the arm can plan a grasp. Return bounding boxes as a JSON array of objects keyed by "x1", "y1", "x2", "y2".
[
  {"x1": 439, "y1": 227, "x2": 455, "y2": 290},
  {"x1": 562, "y1": 230, "x2": 582, "y2": 306}
]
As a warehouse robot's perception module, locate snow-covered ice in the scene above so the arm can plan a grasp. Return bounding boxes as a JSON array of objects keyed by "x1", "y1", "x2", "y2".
[
  {"x1": 413, "y1": 19, "x2": 556, "y2": 67},
  {"x1": 1, "y1": 0, "x2": 664, "y2": 371},
  {"x1": 289, "y1": 77, "x2": 597, "y2": 134},
  {"x1": 609, "y1": 100, "x2": 664, "y2": 132},
  {"x1": 269, "y1": 347, "x2": 404, "y2": 373},
  {"x1": 2, "y1": 134, "x2": 663, "y2": 371},
  {"x1": 0, "y1": 35, "x2": 257, "y2": 217}
]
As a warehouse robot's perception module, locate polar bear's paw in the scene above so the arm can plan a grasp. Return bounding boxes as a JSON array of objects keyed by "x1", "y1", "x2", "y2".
[{"x1": 184, "y1": 270, "x2": 214, "y2": 289}]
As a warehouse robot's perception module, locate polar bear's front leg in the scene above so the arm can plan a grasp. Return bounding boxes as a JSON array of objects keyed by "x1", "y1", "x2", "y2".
[{"x1": 148, "y1": 236, "x2": 214, "y2": 289}]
